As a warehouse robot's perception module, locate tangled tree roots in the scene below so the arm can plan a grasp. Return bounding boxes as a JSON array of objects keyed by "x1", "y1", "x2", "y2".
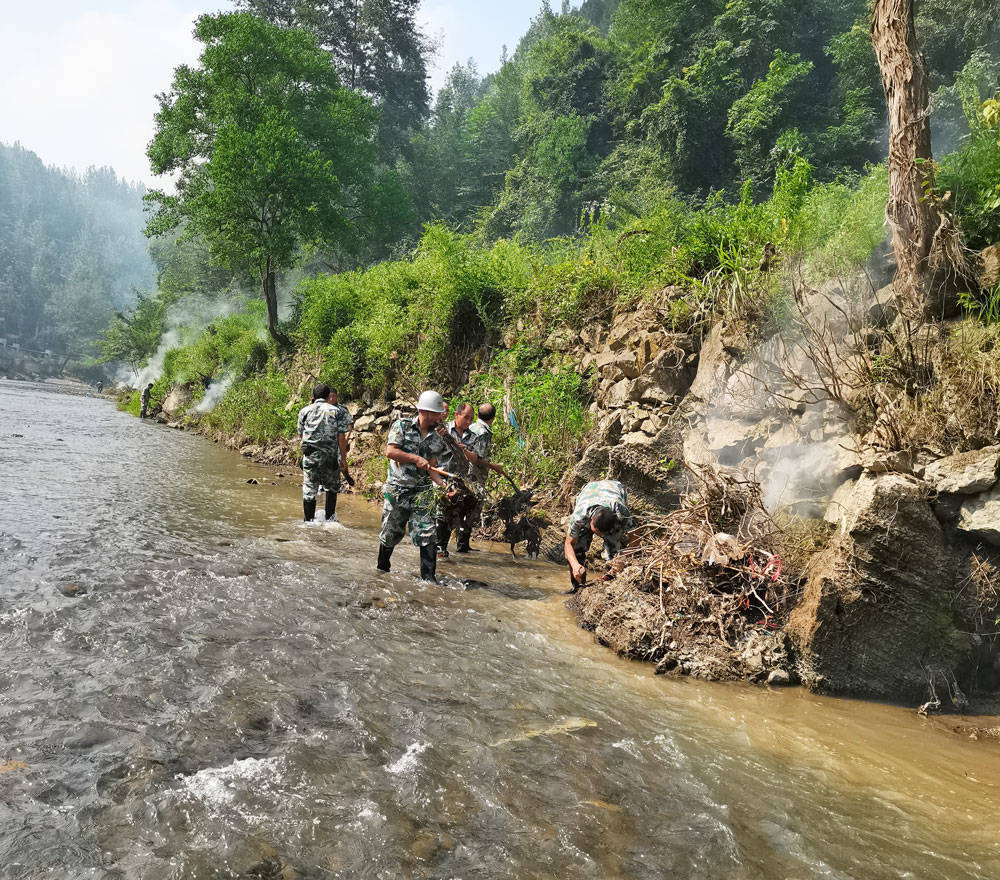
[{"x1": 573, "y1": 467, "x2": 814, "y2": 682}]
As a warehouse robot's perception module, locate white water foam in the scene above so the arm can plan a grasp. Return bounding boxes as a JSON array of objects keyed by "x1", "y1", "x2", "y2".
[{"x1": 385, "y1": 741, "x2": 430, "y2": 774}]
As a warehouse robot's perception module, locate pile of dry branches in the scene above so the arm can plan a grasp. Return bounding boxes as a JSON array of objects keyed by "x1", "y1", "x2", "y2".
[{"x1": 597, "y1": 467, "x2": 809, "y2": 676}]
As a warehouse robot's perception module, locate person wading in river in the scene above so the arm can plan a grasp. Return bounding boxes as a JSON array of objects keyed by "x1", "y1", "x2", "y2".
[
  {"x1": 435, "y1": 403, "x2": 478, "y2": 558},
  {"x1": 297, "y1": 383, "x2": 352, "y2": 523},
  {"x1": 564, "y1": 479, "x2": 633, "y2": 594},
  {"x1": 139, "y1": 383, "x2": 154, "y2": 419},
  {"x1": 377, "y1": 390, "x2": 448, "y2": 582},
  {"x1": 439, "y1": 402, "x2": 515, "y2": 555}
]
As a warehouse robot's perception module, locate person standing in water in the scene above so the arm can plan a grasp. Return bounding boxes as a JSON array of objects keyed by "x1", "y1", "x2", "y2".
[
  {"x1": 377, "y1": 390, "x2": 448, "y2": 582},
  {"x1": 139, "y1": 383, "x2": 154, "y2": 419},
  {"x1": 297, "y1": 384, "x2": 352, "y2": 523}
]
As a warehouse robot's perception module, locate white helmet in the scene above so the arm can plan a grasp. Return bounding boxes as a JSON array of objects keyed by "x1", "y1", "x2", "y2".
[{"x1": 417, "y1": 390, "x2": 447, "y2": 413}]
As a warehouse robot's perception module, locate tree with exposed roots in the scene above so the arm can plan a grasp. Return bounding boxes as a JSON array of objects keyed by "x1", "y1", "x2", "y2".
[{"x1": 871, "y1": 0, "x2": 972, "y2": 318}]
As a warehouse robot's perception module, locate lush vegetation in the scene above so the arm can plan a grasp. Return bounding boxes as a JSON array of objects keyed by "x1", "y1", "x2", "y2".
[{"x1": 108, "y1": 0, "x2": 1000, "y2": 486}]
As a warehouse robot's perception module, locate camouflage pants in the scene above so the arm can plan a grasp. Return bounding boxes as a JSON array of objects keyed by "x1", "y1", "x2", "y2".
[
  {"x1": 380, "y1": 485, "x2": 436, "y2": 548},
  {"x1": 302, "y1": 446, "x2": 341, "y2": 500},
  {"x1": 436, "y1": 489, "x2": 481, "y2": 548}
]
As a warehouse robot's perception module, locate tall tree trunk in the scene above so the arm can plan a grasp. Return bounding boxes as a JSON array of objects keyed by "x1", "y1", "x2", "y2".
[
  {"x1": 871, "y1": 0, "x2": 940, "y2": 316},
  {"x1": 261, "y1": 256, "x2": 288, "y2": 347}
]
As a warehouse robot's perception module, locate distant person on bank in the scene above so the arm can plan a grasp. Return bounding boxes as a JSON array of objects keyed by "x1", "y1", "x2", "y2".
[
  {"x1": 564, "y1": 479, "x2": 633, "y2": 594},
  {"x1": 297, "y1": 383, "x2": 353, "y2": 523},
  {"x1": 139, "y1": 383, "x2": 154, "y2": 419}
]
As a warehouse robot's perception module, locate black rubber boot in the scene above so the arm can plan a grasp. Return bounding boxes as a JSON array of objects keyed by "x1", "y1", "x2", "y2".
[
  {"x1": 455, "y1": 530, "x2": 470, "y2": 554},
  {"x1": 377, "y1": 543, "x2": 393, "y2": 573},
  {"x1": 436, "y1": 519, "x2": 451, "y2": 557},
  {"x1": 303, "y1": 498, "x2": 317, "y2": 522},
  {"x1": 325, "y1": 491, "x2": 338, "y2": 521},
  {"x1": 419, "y1": 543, "x2": 437, "y2": 583}
]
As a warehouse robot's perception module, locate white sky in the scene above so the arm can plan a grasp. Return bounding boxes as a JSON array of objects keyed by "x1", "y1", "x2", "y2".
[{"x1": 0, "y1": 0, "x2": 546, "y2": 186}]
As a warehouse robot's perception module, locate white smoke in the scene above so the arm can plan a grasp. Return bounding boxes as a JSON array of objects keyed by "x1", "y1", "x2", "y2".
[
  {"x1": 194, "y1": 373, "x2": 235, "y2": 414},
  {"x1": 127, "y1": 296, "x2": 245, "y2": 389},
  {"x1": 698, "y1": 274, "x2": 876, "y2": 515}
]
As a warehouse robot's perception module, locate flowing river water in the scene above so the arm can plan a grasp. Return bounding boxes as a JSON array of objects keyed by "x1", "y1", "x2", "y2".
[{"x1": 2, "y1": 379, "x2": 1000, "y2": 879}]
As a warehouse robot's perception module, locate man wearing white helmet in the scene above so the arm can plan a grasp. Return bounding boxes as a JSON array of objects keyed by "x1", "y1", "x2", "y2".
[{"x1": 377, "y1": 390, "x2": 449, "y2": 581}]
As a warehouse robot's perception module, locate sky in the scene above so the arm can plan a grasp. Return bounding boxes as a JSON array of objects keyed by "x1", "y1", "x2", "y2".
[{"x1": 0, "y1": 0, "x2": 545, "y2": 186}]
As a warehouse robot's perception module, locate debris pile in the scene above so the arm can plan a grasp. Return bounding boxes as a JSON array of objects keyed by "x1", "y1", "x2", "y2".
[{"x1": 573, "y1": 467, "x2": 808, "y2": 682}]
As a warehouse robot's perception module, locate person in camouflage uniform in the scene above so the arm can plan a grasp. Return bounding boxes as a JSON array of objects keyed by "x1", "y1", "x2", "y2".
[
  {"x1": 435, "y1": 403, "x2": 478, "y2": 557},
  {"x1": 564, "y1": 479, "x2": 632, "y2": 594},
  {"x1": 139, "y1": 383, "x2": 154, "y2": 419},
  {"x1": 297, "y1": 384, "x2": 353, "y2": 523},
  {"x1": 377, "y1": 390, "x2": 448, "y2": 582}
]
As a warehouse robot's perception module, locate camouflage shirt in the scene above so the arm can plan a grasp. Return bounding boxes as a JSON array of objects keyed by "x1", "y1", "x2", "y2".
[
  {"x1": 467, "y1": 420, "x2": 493, "y2": 483},
  {"x1": 568, "y1": 480, "x2": 632, "y2": 540},
  {"x1": 437, "y1": 420, "x2": 472, "y2": 474},
  {"x1": 386, "y1": 417, "x2": 448, "y2": 491},
  {"x1": 297, "y1": 401, "x2": 352, "y2": 449}
]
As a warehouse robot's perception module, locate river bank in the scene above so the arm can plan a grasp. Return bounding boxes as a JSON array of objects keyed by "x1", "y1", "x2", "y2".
[{"x1": 120, "y1": 259, "x2": 1000, "y2": 716}]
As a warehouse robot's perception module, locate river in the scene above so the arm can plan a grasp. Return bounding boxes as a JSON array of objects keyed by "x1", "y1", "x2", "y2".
[{"x1": 1, "y1": 379, "x2": 999, "y2": 879}]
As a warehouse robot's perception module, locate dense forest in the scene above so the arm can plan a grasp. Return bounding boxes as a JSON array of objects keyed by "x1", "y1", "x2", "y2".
[{"x1": 0, "y1": 143, "x2": 154, "y2": 355}]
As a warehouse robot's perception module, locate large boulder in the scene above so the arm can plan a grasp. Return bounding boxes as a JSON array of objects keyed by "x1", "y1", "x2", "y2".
[
  {"x1": 689, "y1": 323, "x2": 741, "y2": 401},
  {"x1": 958, "y1": 487, "x2": 1000, "y2": 547},
  {"x1": 788, "y1": 473, "x2": 971, "y2": 704},
  {"x1": 924, "y1": 446, "x2": 1000, "y2": 495}
]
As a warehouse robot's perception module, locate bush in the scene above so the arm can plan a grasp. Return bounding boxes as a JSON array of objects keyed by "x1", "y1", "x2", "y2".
[{"x1": 204, "y1": 370, "x2": 296, "y2": 443}]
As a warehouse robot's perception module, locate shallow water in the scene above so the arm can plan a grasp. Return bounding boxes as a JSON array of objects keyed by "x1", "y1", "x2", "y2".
[{"x1": 1, "y1": 379, "x2": 999, "y2": 879}]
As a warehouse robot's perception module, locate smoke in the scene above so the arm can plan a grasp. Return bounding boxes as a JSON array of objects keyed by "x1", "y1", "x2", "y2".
[
  {"x1": 126, "y1": 296, "x2": 245, "y2": 389},
  {"x1": 698, "y1": 275, "x2": 875, "y2": 516},
  {"x1": 194, "y1": 373, "x2": 234, "y2": 414}
]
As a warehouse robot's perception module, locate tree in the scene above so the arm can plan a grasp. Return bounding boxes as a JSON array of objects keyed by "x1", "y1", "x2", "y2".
[
  {"x1": 145, "y1": 12, "x2": 380, "y2": 344},
  {"x1": 237, "y1": 0, "x2": 430, "y2": 159},
  {"x1": 870, "y1": 0, "x2": 970, "y2": 315}
]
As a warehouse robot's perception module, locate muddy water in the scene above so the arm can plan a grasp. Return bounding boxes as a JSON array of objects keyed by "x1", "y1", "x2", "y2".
[{"x1": 2, "y1": 379, "x2": 999, "y2": 879}]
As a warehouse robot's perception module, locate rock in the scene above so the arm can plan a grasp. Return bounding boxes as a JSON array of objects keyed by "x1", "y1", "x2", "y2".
[
  {"x1": 612, "y1": 350, "x2": 640, "y2": 380},
  {"x1": 981, "y1": 243, "x2": 1000, "y2": 289},
  {"x1": 60, "y1": 583, "x2": 86, "y2": 597},
  {"x1": 161, "y1": 386, "x2": 192, "y2": 416},
  {"x1": 958, "y1": 487, "x2": 1000, "y2": 546},
  {"x1": 866, "y1": 299, "x2": 898, "y2": 329},
  {"x1": 353, "y1": 414, "x2": 376, "y2": 432},
  {"x1": 788, "y1": 473, "x2": 971, "y2": 703},
  {"x1": 545, "y1": 328, "x2": 577, "y2": 351},
  {"x1": 859, "y1": 446, "x2": 912, "y2": 475},
  {"x1": 594, "y1": 412, "x2": 623, "y2": 446},
  {"x1": 604, "y1": 379, "x2": 634, "y2": 408},
  {"x1": 689, "y1": 323, "x2": 739, "y2": 401},
  {"x1": 924, "y1": 446, "x2": 1000, "y2": 495},
  {"x1": 621, "y1": 431, "x2": 651, "y2": 446},
  {"x1": 823, "y1": 478, "x2": 857, "y2": 526},
  {"x1": 246, "y1": 478, "x2": 259, "y2": 485},
  {"x1": 767, "y1": 668, "x2": 792, "y2": 686}
]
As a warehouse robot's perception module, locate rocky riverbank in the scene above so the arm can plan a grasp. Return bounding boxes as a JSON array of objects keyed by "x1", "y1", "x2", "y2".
[{"x1": 129, "y1": 242, "x2": 1000, "y2": 711}]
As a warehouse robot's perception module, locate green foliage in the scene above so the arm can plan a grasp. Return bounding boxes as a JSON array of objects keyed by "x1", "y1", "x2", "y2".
[
  {"x1": 203, "y1": 370, "x2": 297, "y2": 442},
  {"x1": 0, "y1": 145, "x2": 154, "y2": 354},
  {"x1": 145, "y1": 12, "x2": 388, "y2": 339},
  {"x1": 463, "y1": 346, "x2": 593, "y2": 485},
  {"x1": 958, "y1": 285, "x2": 1000, "y2": 325},
  {"x1": 97, "y1": 293, "x2": 167, "y2": 374},
  {"x1": 158, "y1": 303, "x2": 269, "y2": 390}
]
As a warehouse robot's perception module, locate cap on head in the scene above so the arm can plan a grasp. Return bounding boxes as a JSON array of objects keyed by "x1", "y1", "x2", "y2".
[{"x1": 417, "y1": 390, "x2": 447, "y2": 413}]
